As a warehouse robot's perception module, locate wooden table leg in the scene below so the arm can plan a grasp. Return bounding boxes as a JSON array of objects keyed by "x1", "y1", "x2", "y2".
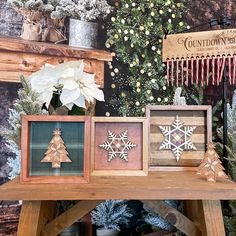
[
  {"x1": 17, "y1": 201, "x2": 56, "y2": 236},
  {"x1": 41, "y1": 200, "x2": 102, "y2": 236},
  {"x1": 184, "y1": 200, "x2": 225, "y2": 236}
]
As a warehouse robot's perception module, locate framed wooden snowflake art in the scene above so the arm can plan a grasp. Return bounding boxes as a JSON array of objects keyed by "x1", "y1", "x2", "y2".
[
  {"x1": 91, "y1": 117, "x2": 148, "y2": 176},
  {"x1": 21, "y1": 115, "x2": 91, "y2": 184},
  {"x1": 146, "y1": 105, "x2": 212, "y2": 171}
]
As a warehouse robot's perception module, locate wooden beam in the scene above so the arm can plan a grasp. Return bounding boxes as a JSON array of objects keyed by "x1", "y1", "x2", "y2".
[
  {"x1": 184, "y1": 200, "x2": 226, "y2": 236},
  {"x1": 0, "y1": 51, "x2": 105, "y2": 87},
  {"x1": 0, "y1": 36, "x2": 113, "y2": 62},
  {"x1": 184, "y1": 200, "x2": 203, "y2": 232},
  {"x1": 80, "y1": 213, "x2": 94, "y2": 236},
  {"x1": 40, "y1": 200, "x2": 102, "y2": 236},
  {"x1": 201, "y1": 200, "x2": 225, "y2": 236},
  {"x1": 17, "y1": 201, "x2": 56, "y2": 236},
  {"x1": 142, "y1": 200, "x2": 201, "y2": 236}
]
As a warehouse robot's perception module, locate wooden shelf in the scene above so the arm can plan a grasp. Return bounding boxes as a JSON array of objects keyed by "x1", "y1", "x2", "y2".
[
  {"x1": 0, "y1": 36, "x2": 112, "y2": 61},
  {"x1": 0, "y1": 36, "x2": 113, "y2": 87},
  {"x1": 1, "y1": 171, "x2": 236, "y2": 200}
]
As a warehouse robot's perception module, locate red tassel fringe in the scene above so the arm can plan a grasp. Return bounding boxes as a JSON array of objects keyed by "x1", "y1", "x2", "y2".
[{"x1": 165, "y1": 55, "x2": 235, "y2": 86}]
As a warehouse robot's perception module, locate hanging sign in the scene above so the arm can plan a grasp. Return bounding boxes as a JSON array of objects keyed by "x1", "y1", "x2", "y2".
[
  {"x1": 162, "y1": 29, "x2": 236, "y2": 86},
  {"x1": 163, "y1": 29, "x2": 236, "y2": 61}
]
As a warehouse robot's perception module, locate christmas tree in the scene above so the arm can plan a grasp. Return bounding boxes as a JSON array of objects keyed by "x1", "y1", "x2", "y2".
[
  {"x1": 197, "y1": 142, "x2": 228, "y2": 182},
  {"x1": 106, "y1": 0, "x2": 189, "y2": 116},
  {"x1": 41, "y1": 128, "x2": 72, "y2": 168}
]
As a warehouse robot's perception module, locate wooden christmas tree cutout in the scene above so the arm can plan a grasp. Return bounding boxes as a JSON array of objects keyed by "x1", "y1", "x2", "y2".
[
  {"x1": 197, "y1": 142, "x2": 228, "y2": 182},
  {"x1": 41, "y1": 128, "x2": 72, "y2": 168}
]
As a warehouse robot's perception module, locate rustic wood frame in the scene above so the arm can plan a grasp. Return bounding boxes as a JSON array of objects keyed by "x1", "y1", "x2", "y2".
[
  {"x1": 21, "y1": 115, "x2": 91, "y2": 184},
  {"x1": 91, "y1": 117, "x2": 148, "y2": 176},
  {"x1": 146, "y1": 105, "x2": 212, "y2": 171}
]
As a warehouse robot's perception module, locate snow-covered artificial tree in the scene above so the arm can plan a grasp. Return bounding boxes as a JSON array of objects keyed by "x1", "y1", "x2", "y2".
[
  {"x1": 0, "y1": 75, "x2": 47, "y2": 179},
  {"x1": 91, "y1": 200, "x2": 133, "y2": 231}
]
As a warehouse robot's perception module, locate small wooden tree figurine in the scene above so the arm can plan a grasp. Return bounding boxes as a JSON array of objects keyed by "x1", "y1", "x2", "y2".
[
  {"x1": 41, "y1": 128, "x2": 72, "y2": 168},
  {"x1": 197, "y1": 142, "x2": 228, "y2": 182}
]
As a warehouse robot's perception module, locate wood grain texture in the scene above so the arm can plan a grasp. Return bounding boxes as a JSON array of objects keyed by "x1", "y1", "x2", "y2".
[
  {"x1": 185, "y1": 200, "x2": 226, "y2": 236},
  {"x1": 21, "y1": 115, "x2": 91, "y2": 184},
  {"x1": 40, "y1": 200, "x2": 101, "y2": 236},
  {"x1": 1, "y1": 172, "x2": 236, "y2": 200},
  {"x1": 91, "y1": 117, "x2": 149, "y2": 176},
  {"x1": 0, "y1": 36, "x2": 112, "y2": 87},
  {"x1": 0, "y1": 50, "x2": 105, "y2": 87},
  {"x1": 142, "y1": 200, "x2": 201, "y2": 236},
  {"x1": 17, "y1": 201, "x2": 56, "y2": 236},
  {"x1": 146, "y1": 105, "x2": 212, "y2": 169},
  {"x1": 201, "y1": 200, "x2": 226, "y2": 236},
  {"x1": 0, "y1": 36, "x2": 112, "y2": 61},
  {"x1": 184, "y1": 200, "x2": 206, "y2": 236}
]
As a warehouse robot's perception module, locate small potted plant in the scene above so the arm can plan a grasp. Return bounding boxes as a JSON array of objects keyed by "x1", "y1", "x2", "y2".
[
  {"x1": 91, "y1": 200, "x2": 133, "y2": 236},
  {"x1": 7, "y1": 0, "x2": 66, "y2": 43},
  {"x1": 51, "y1": 0, "x2": 112, "y2": 48}
]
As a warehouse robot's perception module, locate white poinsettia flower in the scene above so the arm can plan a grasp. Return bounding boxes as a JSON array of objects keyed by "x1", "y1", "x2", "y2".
[
  {"x1": 59, "y1": 62, "x2": 104, "y2": 110},
  {"x1": 28, "y1": 65, "x2": 60, "y2": 108}
]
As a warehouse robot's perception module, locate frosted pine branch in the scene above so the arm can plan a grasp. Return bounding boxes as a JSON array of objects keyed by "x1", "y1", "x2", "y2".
[
  {"x1": 91, "y1": 200, "x2": 133, "y2": 231},
  {"x1": 51, "y1": 0, "x2": 113, "y2": 21}
]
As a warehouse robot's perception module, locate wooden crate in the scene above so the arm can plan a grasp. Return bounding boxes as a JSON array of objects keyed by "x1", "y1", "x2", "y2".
[
  {"x1": 0, "y1": 36, "x2": 113, "y2": 87},
  {"x1": 146, "y1": 105, "x2": 212, "y2": 170}
]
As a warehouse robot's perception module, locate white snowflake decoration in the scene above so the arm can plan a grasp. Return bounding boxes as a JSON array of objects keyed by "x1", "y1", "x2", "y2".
[
  {"x1": 159, "y1": 115, "x2": 197, "y2": 161},
  {"x1": 99, "y1": 130, "x2": 137, "y2": 162}
]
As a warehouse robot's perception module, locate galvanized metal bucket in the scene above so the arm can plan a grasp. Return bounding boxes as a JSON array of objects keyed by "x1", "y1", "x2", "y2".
[{"x1": 69, "y1": 18, "x2": 99, "y2": 48}]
